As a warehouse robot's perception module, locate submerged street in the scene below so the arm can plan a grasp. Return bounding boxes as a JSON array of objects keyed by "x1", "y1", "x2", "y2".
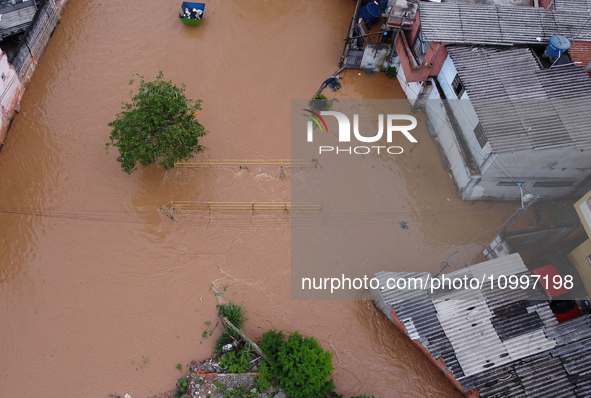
[{"x1": 0, "y1": 0, "x2": 534, "y2": 396}]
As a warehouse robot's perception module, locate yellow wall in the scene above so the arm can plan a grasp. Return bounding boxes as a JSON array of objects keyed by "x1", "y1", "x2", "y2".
[
  {"x1": 568, "y1": 239, "x2": 591, "y2": 295},
  {"x1": 574, "y1": 191, "x2": 591, "y2": 238}
]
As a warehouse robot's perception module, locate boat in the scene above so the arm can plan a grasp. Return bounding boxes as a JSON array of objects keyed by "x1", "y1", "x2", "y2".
[{"x1": 179, "y1": 2, "x2": 205, "y2": 26}]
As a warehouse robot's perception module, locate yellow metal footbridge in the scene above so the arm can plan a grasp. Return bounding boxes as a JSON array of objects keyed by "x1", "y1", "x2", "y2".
[
  {"x1": 174, "y1": 159, "x2": 319, "y2": 168},
  {"x1": 160, "y1": 201, "x2": 322, "y2": 219}
]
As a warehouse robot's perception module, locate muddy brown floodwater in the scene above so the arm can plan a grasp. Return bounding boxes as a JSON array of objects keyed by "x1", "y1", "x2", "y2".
[{"x1": 0, "y1": 1, "x2": 534, "y2": 397}]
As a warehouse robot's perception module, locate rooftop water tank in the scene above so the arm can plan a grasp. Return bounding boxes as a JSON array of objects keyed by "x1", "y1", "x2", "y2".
[
  {"x1": 359, "y1": 2, "x2": 381, "y2": 27},
  {"x1": 546, "y1": 35, "x2": 571, "y2": 58}
]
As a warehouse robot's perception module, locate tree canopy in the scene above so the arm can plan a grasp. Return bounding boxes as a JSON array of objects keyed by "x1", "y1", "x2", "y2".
[{"x1": 106, "y1": 71, "x2": 207, "y2": 174}]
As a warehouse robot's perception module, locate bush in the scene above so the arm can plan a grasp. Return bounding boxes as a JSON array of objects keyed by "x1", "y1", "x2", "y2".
[
  {"x1": 385, "y1": 66, "x2": 397, "y2": 79},
  {"x1": 214, "y1": 327, "x2": 243, "y2": 356},
  {"x1": 254, "y1": 361, "x2": 272, "y2": 392},
  {"x1": 219, "y1": 349, "x2": 251, "y2": 374},
  {"x1": 261, "y1": 330, "x2": 335, "y2": 398},
  {"x1": 214, "y1": 302, "x2": 249, "y2": 357},
  {"x1": 309, "y1": 94, "x2": 333, "y2": 113},
  {"x1": 175, "y1": 377, "x2": 189, "y2": 398},
  {"x1": 217, "y1": 303, "x2": 247, "y2": 329}
]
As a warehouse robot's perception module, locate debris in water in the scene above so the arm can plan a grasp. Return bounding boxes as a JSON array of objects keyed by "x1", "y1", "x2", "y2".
[{"x1": 322, "y1": 77, "x2": 342, "y2": 92}]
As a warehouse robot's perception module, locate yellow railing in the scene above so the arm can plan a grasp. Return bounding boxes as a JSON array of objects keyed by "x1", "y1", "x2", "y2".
[
  {"x1": 174, "y1": 159, "x2": 318, "y2": 168},
  {"x1": 161, "y1": 201, "x2": 322, "y2": 212}
]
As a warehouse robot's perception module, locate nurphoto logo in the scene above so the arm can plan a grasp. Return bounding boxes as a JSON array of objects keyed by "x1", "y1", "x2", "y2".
[{"x1": 303, "y1": 110, "x2": 418, "y2": 155}]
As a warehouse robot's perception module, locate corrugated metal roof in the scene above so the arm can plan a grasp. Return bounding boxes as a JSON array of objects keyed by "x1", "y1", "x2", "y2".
[
  {"x1": 446, "y1": 46, "x2": 591, "y2": 153},
  {"x1": 419, "y1": 3, "x2": 591, "y2": 45},
  {"x1": 466, "y1": 363, "x2": 526, "y2": 397},
  {"x1": 516, "y1": 354, "x2": 576, "y2": 397},
  {"x1": 371, "y1": 270, "x2": 466, "y2": 381},
  {"x1": 551, "y1": 326, "x2": 591, "y2": 398},
  {"x1": 0, "y1": 1, "x2": 37, "y2": 39},
  {"x1": 433, "y1": 297, "x2": 516, "y2": 377},
  {"x1": 554, "y1": 0, "x2": 591, "y2": 11},
  {"x1": 371, "y1": 252, "x2": 591, "y2": 397}
]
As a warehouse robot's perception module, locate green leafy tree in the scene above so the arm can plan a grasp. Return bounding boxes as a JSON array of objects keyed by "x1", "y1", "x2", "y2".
[
  {"x1": 261, "y1": 330, "x2": 335, "y2": 398},
  {"x1": 106, "y1": 71, "x2": 207, "y2": 174}
]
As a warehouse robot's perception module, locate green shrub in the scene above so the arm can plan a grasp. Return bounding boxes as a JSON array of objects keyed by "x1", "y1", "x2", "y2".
[
  {"x1": 261, "y1": 330, "x2": 335, "y2": 398},
  {"x1": 309, "y1": 94, "x2": 333, "y2": 113},
  {"x1": 214, "y1": 327, "x2": 243, "y2": 356},
  {"x1": 175, "y1": 377, "x2": 189, "y2": 398},
  {"x1": 217, "y1": 303, "x2": 247, "y2": 329},
  {"x1": 254, "y1": 361, "x2": 272, "y2": 392},
  {"x1": 219, "y1": 348, "x2": 252, "y2": 374},
  {"x1": 385, "y1": 66, "x2": 397, "y2": 79},
  {"x1": 259, "y1": 330, "x2": 285, "y2": 364}
]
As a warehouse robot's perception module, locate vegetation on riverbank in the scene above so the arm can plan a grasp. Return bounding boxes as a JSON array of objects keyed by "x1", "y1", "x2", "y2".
[{"x1": 169, "y1": 302, "x2": 379, "y2": 398}]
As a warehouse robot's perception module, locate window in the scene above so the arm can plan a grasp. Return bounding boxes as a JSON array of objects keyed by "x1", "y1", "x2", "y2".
[
  {"x1": 474, "y1": 122, "x2": 488, "y2": 148},
  {"x1": 533, "y1": 181, "x2": 575, "y2": 187},
  {"x1": 412, "y1": 30, "x2": 430, "y2": 65},
  {"x1": 452, "y1": 74, "x2": 465, "y2": 98}
]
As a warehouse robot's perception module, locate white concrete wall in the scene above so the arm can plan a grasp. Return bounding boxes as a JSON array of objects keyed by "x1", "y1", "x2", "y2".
[
  {"x1": 437, "y1": 56, "x2": 493, "y2": 171},
  {"x1": 0, "y1": 50, "x2": 24, "y2": 144},
  {"x1": 396, "y1": 62, "x2": 424, "y2": 107},
  {"x1": 425, "y1": 80, "x2": 475, "y2": 194},
  {"x1": 464, "y1": 147, "x2": 591, "y2": 200}
]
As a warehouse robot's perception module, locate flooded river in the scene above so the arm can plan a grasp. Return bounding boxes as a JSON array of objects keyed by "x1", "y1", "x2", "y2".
[{"x1": 0, "y1": 0, "x2": 529, "y2": 397}]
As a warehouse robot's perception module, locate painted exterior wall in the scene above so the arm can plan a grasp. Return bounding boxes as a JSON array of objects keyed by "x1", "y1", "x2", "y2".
[
  {"x1": 394, "y1": 9, "x2": 449, "y2": 85},
  {"x1": 465, "y1": 147, "x2": 591, "y2": 200},
  {"x1": 394, "y1": 33, "x2": 431, "y2": 83},
  {"x1": 568, "y1": 191, "x2": 591, "y2": 294},
  {"x1": 574, "y1": 191, "x2": 591, "y2": 238},
  {"x1": 394, "y1": 35, "x2": 448, "y2": 83},
  {"x1": 568, "y1": 240, "x2": 591, "y2": 295},
  {"x1": 539, "y1": 0, "x2": 554, "y2": 9},
  {"x1": 395, "y1": 61, "x2": 425, "y2": 104}
]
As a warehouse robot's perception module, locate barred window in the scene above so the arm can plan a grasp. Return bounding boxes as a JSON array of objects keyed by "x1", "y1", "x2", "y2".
[{"x1": 474, "y1": 122, "x2": 488, "y2": 148}]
